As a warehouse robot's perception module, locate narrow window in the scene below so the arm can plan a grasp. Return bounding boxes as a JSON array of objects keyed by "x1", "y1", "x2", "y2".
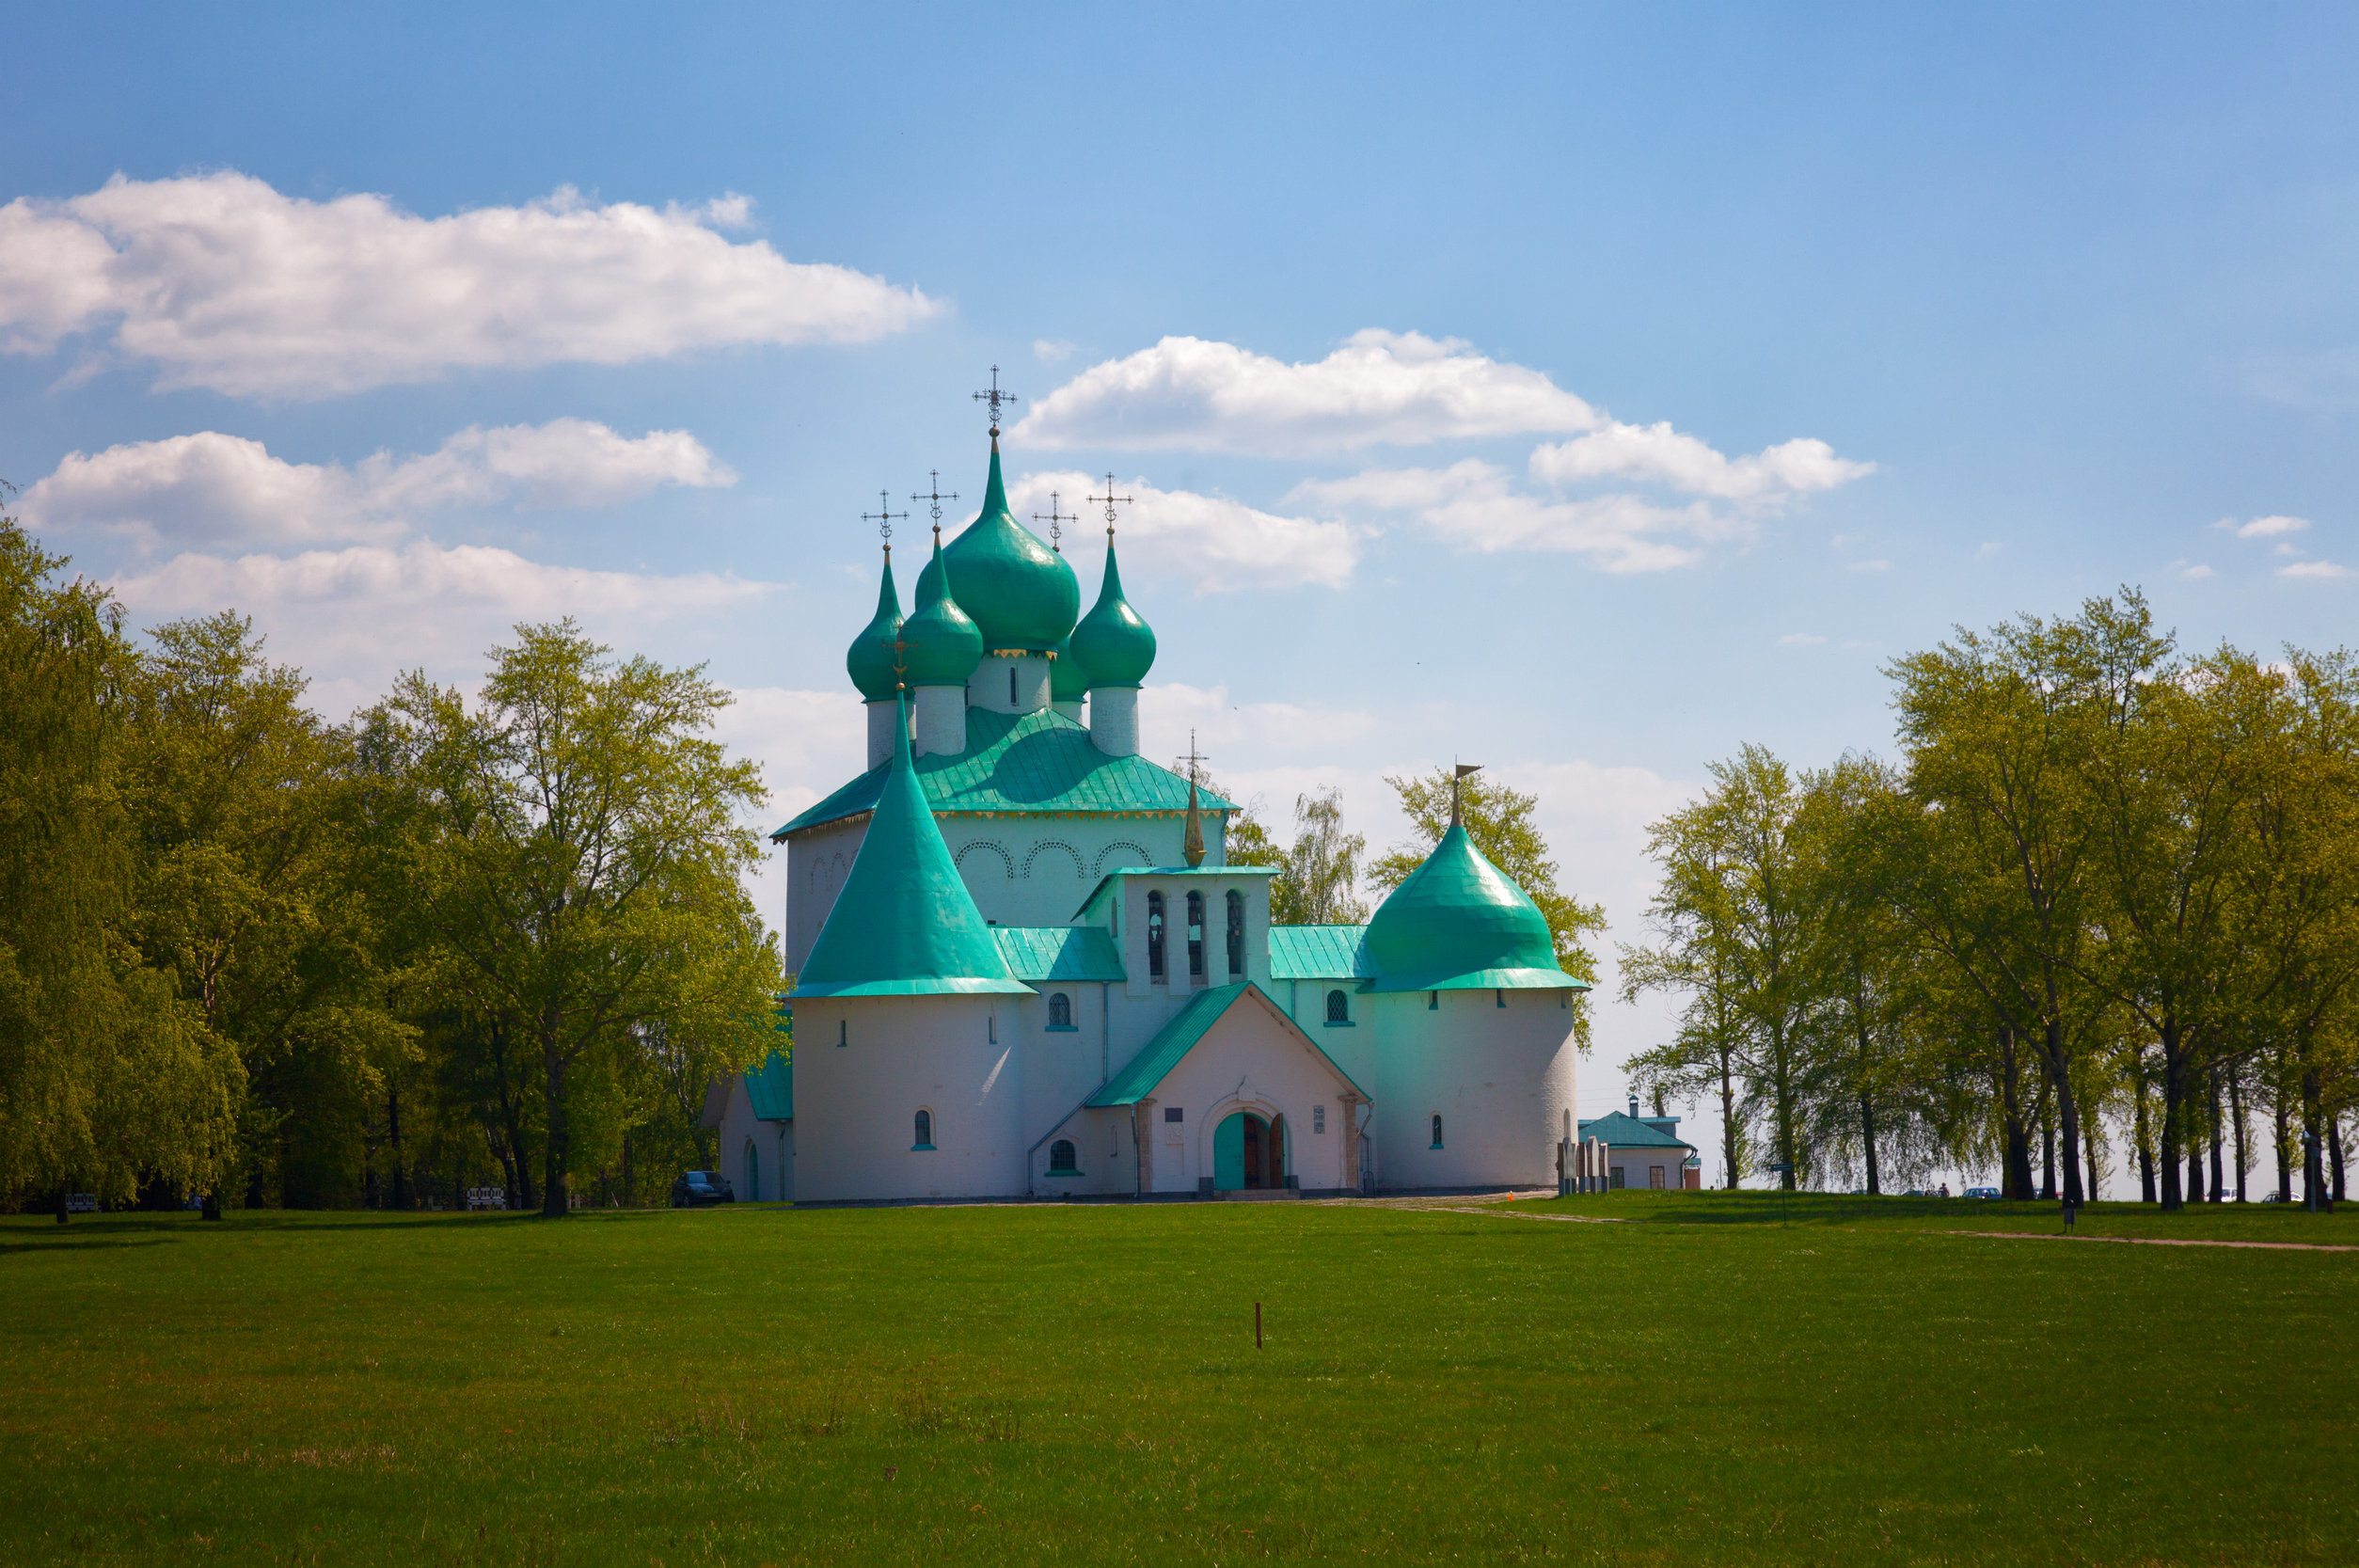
[
  {"x1": 1431, "y1": 1115, "x2": 1444, "y2": 1148},
  {"x1": 1164, "y1": 1106, "x2": 1183, "y2": 1123},
  {"x1": 1325, "y1": 989, "x2": 1350, "y2": 1025},
  {"x1": 1313, "y1": 1104, "x2": 1326, "y2": 1134},
  {"x1": 913, "y1": 1109, "x2": 934, "y2": 1149},
  {"x1": 836, "y1": 1019, "x2": 847, "y2": 1048},
  {"x1": 1049, "y1": 1139, "x2": 1078, "y2": 1173},
  {"x1": 1148, "y1": 891, "x2": 1166, "y2": 979},
  {"x1": 1048, "y1": 991, "x2": 1071, "y2": 1028},
  {"x1": 1226, "y1": 890, "x2": 1244, "y2": 975},
  {"x1": 1009, "y1": 665, "x2": 1018, "y2": 705},
  {"x1": 1496, "y1": 988, "x2": 1506, "y2": 1008},
  {"x1": 1186, "y1": 892, "x2": 1205, "y2": 977},
  {"x1": 988, "y1": 1014, "x2": 996, "y2": 1044},
  {"x1": 1650, "y1": 1165, "x2": 1666, "y2": 1190},
  {"x1": 1611, "y1": 1166, "x2": 1626, "y2": 1190},
  {"x1": 1428, "y1": 990, "x2": 1438, "y2": 1010}
]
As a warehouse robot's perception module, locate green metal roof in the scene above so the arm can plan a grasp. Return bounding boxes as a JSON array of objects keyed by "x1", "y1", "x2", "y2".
[
  {"x1": 774, "y1": 706, "x2": 1237, "y2": 838},
  {"x1": 1070, "y1": 863, "x2": 1275, "y2": 923},
  {"x1": 992, "y1": 926, "x2": 1125, "y2": 983},
  {"x1": 943, "y1": 442, "x2": 1080, "y2": 653},
  {"x1": 1049, "y1": 635, "x2": 1089, "y2": 701},
  {"x1": 1070, "y1": 535, "x2": 1155, "y2": 688},
  {"x1": 901, "y1": 529, "x2": 983, "y2": 687},
  {"x1": 845, "y1": 550, "x2": 904, "y2": 703},
  {"x1": 790, "y1": 696, "x2": 1035, "y2": 999},
  {"x1": 1267, "y1": 925, "x2": 1376, "y2": 980},
  {"x1": 743, "y1": 1048, "x2": 794, "y2": 1121},
  {"x1": 1085, "y1": 981, "x2": 1367, "y2": 1107},
  {"x1": 1575, "y1": 1112, "x2": 1695, "y2": 1150},
  {"x1": 1363, "y1": 822, "x2": 1588, "y2": 993}
]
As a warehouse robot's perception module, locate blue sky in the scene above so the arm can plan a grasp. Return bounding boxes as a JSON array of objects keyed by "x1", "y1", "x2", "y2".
[{"x1": 8, "y1": 4, "x2": 2358, "y2": 1174}]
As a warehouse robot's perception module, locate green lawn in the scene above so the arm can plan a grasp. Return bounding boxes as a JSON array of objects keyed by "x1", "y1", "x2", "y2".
[{"x1": 3, "y1": 1194, "x2": 2352, "y2": 1566}]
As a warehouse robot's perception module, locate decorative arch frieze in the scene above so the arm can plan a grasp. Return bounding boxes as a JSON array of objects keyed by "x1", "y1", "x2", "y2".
[
  {"x1": 955, "y1": 840, "x2": 1014, "y2": 879},
  {"x1": 1021, "y1": 840, "x2": 1085, "y2": 881},
  {"x1": 1094, "y1": 841, "x2": 1153, "y2": 876}
]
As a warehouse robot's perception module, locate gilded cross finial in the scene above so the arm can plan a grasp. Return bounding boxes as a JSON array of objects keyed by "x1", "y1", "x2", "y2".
[
  {"x1": 910, "y1": 470, "x2": 959, "y2": 531},
  {"x1": 1033, "y1": 491, "x2": 1076, "y2": 552},
  {"x1": 1086, "y1": 472, "x2": 1134, "y2": 541},
  {"x1": 863, "y1": 489, "x2": 909, "y2": 549},
  {"x1": 973, "y1": 366, "x2": 1020, "y2": 438}
]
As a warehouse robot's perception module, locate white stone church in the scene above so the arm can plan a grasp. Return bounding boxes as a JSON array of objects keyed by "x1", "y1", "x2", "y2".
[{"x1": 707, "y1": 428, "x2": 1589, "y2": 1204}]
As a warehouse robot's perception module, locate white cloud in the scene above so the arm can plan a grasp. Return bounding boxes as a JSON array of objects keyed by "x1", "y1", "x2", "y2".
[
  {"x1": 20, "y1": 420, "x2": 731, "y2": 548},
  {"x1": 1032, "y1": 339, "x2": 1077, "y2": 363},
  {"x1": 1528, "y1": 424, "x2": 1872, "y2": 500},
  {"x1": 2218, "y1": 515, "x2": 2310, "y2": 538},
  {"x1": 1139, "y1": 682, "x2": 1382, "y2": 763},
  {"x1": 1778, "y1": 632, "x2": 1828, "y2": 646},
  {"x1": 1013, "y1": 330, "x2": 1601, "y2": 454},
  {"x1": 0, "y1": 171, "x2": 940, "y2": 397},
  {"x1": 2277, "y1": 560, "x2": 2349, "y2": 579},
  {"x1": 1008, "y1": 470, "x2": 1356, "y2": 593},
  {"x1": 2172, "y1": 560, "x2": 2215, "y2": 580},
  {"x1": 1292, "y1": 459, "x2": 1735, "y2": 573},
  {"x1": 1847, "y1": 558, "x2": 1892, "y2": 573}
]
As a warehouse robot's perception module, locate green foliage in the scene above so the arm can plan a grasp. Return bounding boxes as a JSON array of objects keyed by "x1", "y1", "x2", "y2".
[{"x1": 1228, "y1": 786, "x2": 1370, "y2": 925}]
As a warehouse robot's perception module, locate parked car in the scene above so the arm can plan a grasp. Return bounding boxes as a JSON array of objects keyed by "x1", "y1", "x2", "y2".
[
  {"x1": 1964, "y1": 1185, "x2": 2002, "y2": 1200},
  {"x1": 671, "y1": 1170, "x2": 735, "y2": 1208}
]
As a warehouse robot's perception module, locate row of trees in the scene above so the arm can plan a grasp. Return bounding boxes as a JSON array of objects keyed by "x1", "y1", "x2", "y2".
[
  {"x1": 1624, "y1": 591, "x2": 2355, "y2": 1210},
  {"x1": 0, "y1": 511, "x2": 782, "y2": 1218}
]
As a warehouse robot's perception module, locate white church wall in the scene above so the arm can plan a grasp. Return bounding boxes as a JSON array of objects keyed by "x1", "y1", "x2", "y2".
[
  {"x1": 941, "y1": 817, "x2": 1168, "y2": 929},
  {"x1": 1361, "y1": 988, "x2": 1580, "y2": 1191},
  {"x1": 1018, "y1": 981, "x2": 1117, "y2": 1171},
  {"x1": 1027, "y1": 1105, "x2": 1136, "y2": 1196},
  {"x1": 1133, "y1": 993, "x2": 1362, "y2": 1194},
  {"x1": 711, "y1": 1078, "x2": 793, "y2": 1202},
  {"x1": 969, "y1": 654, "x2": 1051, "y2": 715},
  {"x1": 784, "y1": 816, "x2": 869, "y2": 975},
  {"x1": 791, "y1": 993, "x2": 1025, "y2": 1204}
]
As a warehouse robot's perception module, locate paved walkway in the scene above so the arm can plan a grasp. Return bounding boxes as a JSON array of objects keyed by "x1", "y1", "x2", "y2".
[{"x1": 1950, "y1": 1228, "x2": 2358, "y2": 1253}]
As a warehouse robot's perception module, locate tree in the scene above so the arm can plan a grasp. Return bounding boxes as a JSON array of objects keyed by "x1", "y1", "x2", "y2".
[{"x1": 373, "y1": 621, "x2": 783, "y2": 1217}]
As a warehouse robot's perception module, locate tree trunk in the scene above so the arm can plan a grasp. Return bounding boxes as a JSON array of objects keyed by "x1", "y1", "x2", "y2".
[
  {"x1": 2207, "y1": 1069, "x2": 2224, "y2": 1206},
  {"x1": 1718, "y1": 1048, "x2": 1741, "y2": 1191},
  {"x1": 2229, "y1": 1064, "x2": 2248, "y2": 1203},
  {"x1": 1860, "y1": 1092, "x2": 1880, "y2": 1196},
  {"x1": 2134, "y1": 1069, "x2": 2155, "y2": 1203},
  {"x1": 2038, "y1": 1018, "x2": 2086, "y2": 1206},
  {"x1": 2158, "y1": 1022, "x2": 2186, "y2": 1211},
  {"x1": 2274, "y1": 1079, "x2": 2292, "y2": 1202},
  {"x1": 1998, "y1": 1026, "x2": 2034, "y2": 1201},
  {"x1": 54, "y1": 1187, "x2": 69, "y2": 1225},
  {"x1": 2039, "y1": 1076, "x2": 2056, "y2": 1202},
  {"x1": 388, "y1": 1081, "x2": 409, "y2": 1212},
  {"x1": 2331, "y1": 1117, "x2": 2347, "y2": 1205},
  {"x1": 542, "y1": 1030, "x2": 570, "y2": 1220}
]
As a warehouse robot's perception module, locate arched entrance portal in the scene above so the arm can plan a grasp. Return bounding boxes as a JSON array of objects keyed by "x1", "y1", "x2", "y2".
[{"x1": 1213, "y1": 1111, "x2": 1289, "y2": 1191}]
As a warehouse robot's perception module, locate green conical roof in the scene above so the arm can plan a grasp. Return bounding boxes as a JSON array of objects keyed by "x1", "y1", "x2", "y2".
[
  {"x1": 846, "y1": 549, "x2": 904, "y2": 702},
  {"x1": 792, "y1": 695, "x2": 1034, "y2": 998},
  {"x1": 1071, "y1": 536, "x2": 1156, "y2": 688},
  {"x1": 943, "y1": 442, "x2": 1080, "y2": 652},
  {"x1": 900, "y1": 530, "x2": 983, "y2": 687},
  {"x1": 1362, "y1": 823, "x2": 1579, "y2": 992},
  {"x1": 1050, "y1": 636, "x2": 1089, "y2": 702}
]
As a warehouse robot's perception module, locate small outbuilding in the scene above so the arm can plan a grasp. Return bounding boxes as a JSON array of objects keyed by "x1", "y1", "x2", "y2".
[
  {"x1": 704, "y1": 1048, "x2": 794, "y2": 1202},
  {"x1": 1577, "y1": 1099, "x2": 1701, "y2": 1191}
]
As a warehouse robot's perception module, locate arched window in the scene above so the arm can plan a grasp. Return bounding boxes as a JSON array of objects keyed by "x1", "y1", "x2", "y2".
[
  {"x1": 913, "y1": 1109, "x2": 934, "y2": 1150},
  {"x1": 1147, "y1": 891, "x2": 1166, "y2": 979},
  {"x1": 1009, "y1": 665, "x2": 1018, "y2": 705},
  {"x1": 1431, "y1": 1114, "x2": 1444, "y2": 1149},
  {"x1": 1049, "y1": 1139, "x2": 1078, "y2": 1173},
  {"x1": 1048, "y1": 991, "x2": 1072, "y2": 1028},
  {"x1": 745, "y1": 1139, "x2": 760, "y2": 1201},
  {"x1": 1226, "y1": 890, "x2": 1245, "y2": 975},
  {"x1": 1325, "y1": 988, "x2": 1350, "y2": 1025},
  {"x1": 1186, "y1": 892, "x2": 1205, "y2": 977}
]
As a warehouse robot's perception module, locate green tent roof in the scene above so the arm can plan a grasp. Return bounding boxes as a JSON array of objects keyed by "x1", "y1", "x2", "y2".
[
  {"x1": 992, "y1": 926, "x2": 1125, "y2": 983},
  {"x1": 790, "y1": 696, "x2": 1034, "y2": 998},
  {"x1": 943, "y1": 442, "x2": 1080, "y2": 653},
  {"x1": 1268, "y1": 925, "x2": 1377, "y2": 980},
  {"x1": 845, "y1": 550, "x2": 904, "y2": 702},
  {"x1": 1576, "y1": 1111, "x2": 1695, "y2": 1151},
  {"x1": 1085, "y1": 982, "x2": 1366, "y2": 1107},
  {"x1": 1362, "y1": 822, "x2": 1588, "y2": 992},
  {"x1": 1070, "y1": 534, "x2": 1156, "y2": 688},
  {"x1": 773, "y1": 706, "x2": 1237, "y2": 838}
]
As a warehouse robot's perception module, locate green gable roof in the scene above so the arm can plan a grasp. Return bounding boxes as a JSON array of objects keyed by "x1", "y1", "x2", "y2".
[
  {"x1": 992, "y1": 926, "x2": 1125, "y2": 983},
  {"x1": 1267, "y1": 925, "x2": 1376, "y2": 980},
  {"x1": 791, "y1": 697, "x2": 1034, "y2": 999},
  {"x1": 743, "y1": 1049, "x2": 793, "y2": 1121},
  {"x1": 774, "y1": 705, "x2": 1236, "y2": 838},
  {"x1": 1086, "y1": 981, "x2": 1367, "y2": 1108},
  {"x1": 1576, "y1": 1111, "x2": 1695, "y2": 1151}
]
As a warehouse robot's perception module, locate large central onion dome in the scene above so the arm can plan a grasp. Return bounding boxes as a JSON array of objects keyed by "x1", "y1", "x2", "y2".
[
  {"x1": 943, "y1": 443, "x2": 1080, "y2": 652},
  {"x1": 1070, "y1": 534, "x2": 1156, "y2": 688},
  {"x1": 846, "y1": 550, "x2": 904, "y2": 702},
  {"x1": 899, "y1": 530, "x2": 983, "y2": 687},
  {"x1": 1363, "y1": 822, "x2": 1569, "y2": 991}
]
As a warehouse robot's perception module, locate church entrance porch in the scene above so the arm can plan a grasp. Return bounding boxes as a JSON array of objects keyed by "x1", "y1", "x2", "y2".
[{"x1": 1212, "y1": 1111, "x2": 1289, "y2": 1192}]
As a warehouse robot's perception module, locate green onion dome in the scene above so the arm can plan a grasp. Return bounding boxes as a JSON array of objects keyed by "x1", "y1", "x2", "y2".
[
  {"x1": 1362, "y1": 823, "x2": 1570, "y2": 991},
  {"x1": 846, "y1": 550, "x2": 905, "y2": 702},
  {"x1": 1050, "y1": 636, "x2": 1090, "y2": 703},
  {"x1": 899, "y1": 530, "x2": 983, "y2": 688},
  {"x1": 942, "y1": 442, "x2": 1080, "y2": 652},
  {"x1": 1070, "y1": 536, "x2": 1156, "y2": 688}
]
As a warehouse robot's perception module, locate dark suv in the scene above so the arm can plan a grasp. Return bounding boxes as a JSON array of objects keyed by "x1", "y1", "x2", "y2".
[{"x1": 671, "y1": 1170, "x2": 736, "y2": 1207}]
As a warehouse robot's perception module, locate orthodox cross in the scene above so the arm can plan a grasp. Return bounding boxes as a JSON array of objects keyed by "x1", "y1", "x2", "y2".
[
  {"x1": 1086, "y1": 473, "x2": 1134, "y2": 540},
  {"x1": 973, "y1": 366, "x2": 1020, "y2": 436},
  {"x1": 1180, "y1": 730, "x2": 1211, "y2": 785},
  {"x1": 892, "y1": 626, "x2": 910, "y2": 692},
  {"x1": 1033, "y1": 492, "x2": 1076, "y2": 552},
  {"x1": 863, "y1": 489, "x2": 909, "y2": 550},
  {"x1": 910, "y1": 470, "x2": 958, "y2": 531}
]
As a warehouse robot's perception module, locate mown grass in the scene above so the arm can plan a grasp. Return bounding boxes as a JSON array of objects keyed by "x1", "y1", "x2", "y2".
[{"x1": 2, "y1": 1194, "x2": 2352, "y2": 1566}]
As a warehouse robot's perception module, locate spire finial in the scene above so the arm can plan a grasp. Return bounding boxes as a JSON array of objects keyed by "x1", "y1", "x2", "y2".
[
  {"x1": 1086, "y1": 472, "x2": 1133, "y2": 542},
  {"x1": 1033, "y1": 491, "x2": 1077, "y2": 553},
  {"x1": 863, "y1": 489, "x2": 909, "y2": 550},
  {"x1": 973, "y1": 366, "x2": 1021, "y2": 439},
  {"x1": 1181, "y1": 730, "x2": 1208, "y2": 869},
  {"x1": 910, "y1": 470, "x2": 959, "y2": 533},
  {"x1": 1451, "y1": 762, "x2": 1483, "y2": 828}
]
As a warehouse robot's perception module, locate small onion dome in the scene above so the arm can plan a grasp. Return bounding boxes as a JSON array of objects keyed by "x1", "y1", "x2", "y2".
[
  {"x1": 1071, "y1": 535, "x2": 1156, "y2": 688},
  {"x1": 1050, "y1": 636, "x2": 1090, "y2": 703},
  {"x1": 943, "y1": 442, "x2": 1080, "y2": 652},
  {"x1": 1362, "y1": 823, "x2": 1573, "y2": 991},
  {"x1": 846, "y1": 550, "x2": 904, "y2": 702},
  {"x1": 899, "y1": 530, "x2": 982, "y2": 687}
]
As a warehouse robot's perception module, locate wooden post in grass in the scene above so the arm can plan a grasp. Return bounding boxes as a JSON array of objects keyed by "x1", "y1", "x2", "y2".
[{"x1": 1255, "y1": 1302, "x2": 1262, "y2": 1350}]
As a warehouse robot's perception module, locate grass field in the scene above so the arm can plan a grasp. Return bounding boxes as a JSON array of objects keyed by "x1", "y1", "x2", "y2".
[{"x1": 4, "y1": 1194, "x2": 2353, "y2": 1566}]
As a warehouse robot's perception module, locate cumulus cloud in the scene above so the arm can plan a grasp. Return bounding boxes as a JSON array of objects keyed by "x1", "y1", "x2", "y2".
[
  {"x1": 1012, "y1": 330, "x2": 1601, "y2": 454},
  {"x1": 0, "y1": 171, "x2": 940, "y2": 397},
  {"x1": 20, "y1": 420, "x2": 731, "y2": 549},
  {"x1": 1007, "y1": 470, "x2": 1356, "y2": 593},
  {"x1": 2277, "y1": 560, "x2": 2349, "y2": 579},
  {"x1": 1528, "y1": 424, "x2": 1873, "y2": 500},
  {"x1": 1292, "y1": 460, "x2": 1735, "y2": 573},
  {"x1": 2219, "y1": 515, "x2": 2311, "y2": 539}
]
